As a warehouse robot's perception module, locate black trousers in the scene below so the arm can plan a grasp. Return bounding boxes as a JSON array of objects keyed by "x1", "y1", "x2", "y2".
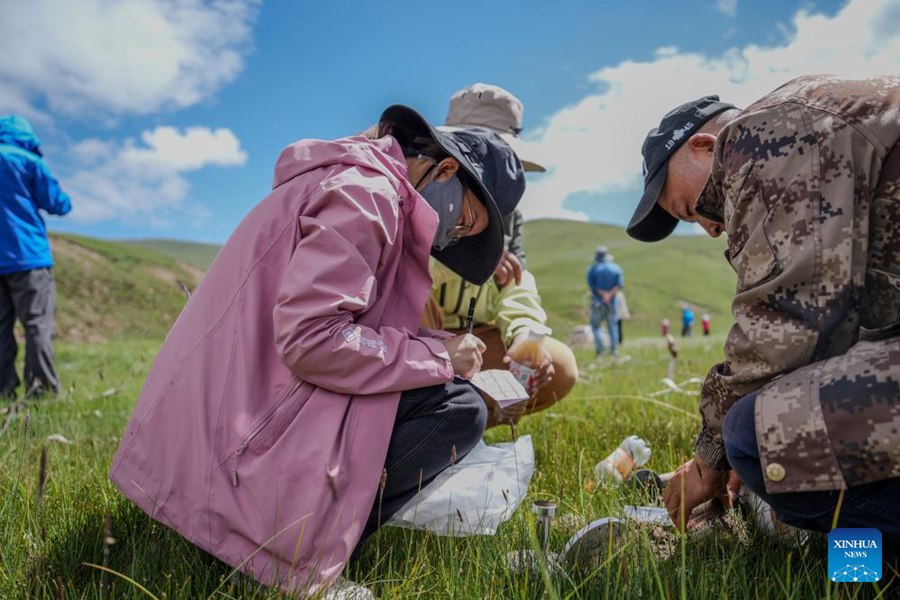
[
  {"x1": 0, "y1": 268, "x2": 59, "y2": 396},
  {"x1": 358, "y1": 378, "x2": 487, "y2": 544}
]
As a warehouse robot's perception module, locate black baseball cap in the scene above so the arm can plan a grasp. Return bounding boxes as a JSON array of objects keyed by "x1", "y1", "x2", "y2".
[
  {"x1": 379, "y1": 105, "x2": 525, "y2": 284},
  {"x1": 626, "y1": 96, "x2": 736, "y2": 242}
]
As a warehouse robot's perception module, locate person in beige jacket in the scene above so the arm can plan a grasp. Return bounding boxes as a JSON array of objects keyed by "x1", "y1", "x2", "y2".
[
  {"x1": 422, "y1": 83, "x2": 577, "y2": 428},
  {"x1": 424, "y1": 258, "x2": 577, "y2": 428}
]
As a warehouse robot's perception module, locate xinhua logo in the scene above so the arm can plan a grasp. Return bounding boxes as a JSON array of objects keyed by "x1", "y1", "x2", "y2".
[{"x1": 828, "y1": 528, "x2": 882, "y2": 583}]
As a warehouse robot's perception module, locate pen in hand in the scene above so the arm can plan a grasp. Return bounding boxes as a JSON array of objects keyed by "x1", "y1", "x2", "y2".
[{"x1": 464, "y1": 297, "x2": 476, "y2": 335}]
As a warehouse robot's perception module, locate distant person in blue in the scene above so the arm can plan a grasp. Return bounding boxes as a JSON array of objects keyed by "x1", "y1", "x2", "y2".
[
  {"x1": 587, "y1": 246, "x2": 623, "y2": 357},
  {"x1": 681, "y1": 305, "x2": 694, "y2": 337},
  {"x1": 0, "y1": 115, "x2": 72, "y2": 398}
]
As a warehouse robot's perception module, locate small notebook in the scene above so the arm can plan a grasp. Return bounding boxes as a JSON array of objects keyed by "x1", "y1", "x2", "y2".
[{"x1": 469, "y1": 369, "x2": 530, "y2": 409}]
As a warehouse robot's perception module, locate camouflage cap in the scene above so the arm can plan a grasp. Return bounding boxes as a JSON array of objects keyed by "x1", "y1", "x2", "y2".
[{"x1": 626, "y1": 96, "x2": 735, "y2": 242}]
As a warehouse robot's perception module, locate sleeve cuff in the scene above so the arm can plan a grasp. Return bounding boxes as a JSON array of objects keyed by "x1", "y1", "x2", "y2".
[
  {"x1": 505, "y1": 321, "x2": 553, "y2": 347},
  {"x1": 419, "y1": 336, "x2": 454, "y2": 381},
  {"x1": 416, "y1": 327, "x2": 455, "y2": 340},
  {"x1": 695, "y1": 427, "x2": 731, "y2": 471}
]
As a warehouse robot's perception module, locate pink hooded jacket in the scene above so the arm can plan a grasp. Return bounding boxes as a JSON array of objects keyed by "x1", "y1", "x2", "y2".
[{"x1": 109, "y1": 135, "x2": 454, "y2": 594}]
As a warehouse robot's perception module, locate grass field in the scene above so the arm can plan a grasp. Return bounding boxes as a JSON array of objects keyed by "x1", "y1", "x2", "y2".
[
  {"x1": 51, "y1": 234, "x2": 202, "y2": 343},
  {"x1": 120, "y1": 239, "x2": 222, "y2": 271},
  {"x1": 2, "y1": 337, "x2": 894, "y2": 599},
  {"x1": 2, "y1": 232, "x2": 892, "y2": 598},
  {"x1": 123, "y1": 219, "x2": 738, "y2": 342},
  {"x1": 521, "y1": 220, "x2": 736, "y2": 340}
]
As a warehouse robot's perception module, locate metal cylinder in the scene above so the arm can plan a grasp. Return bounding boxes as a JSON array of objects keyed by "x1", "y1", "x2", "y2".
[{"x1": 532, "y1": 500, "x2": 557, "y2": 554}]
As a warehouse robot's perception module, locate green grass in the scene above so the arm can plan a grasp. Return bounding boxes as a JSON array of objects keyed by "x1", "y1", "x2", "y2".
[
  {"x1": 522, "y1": 219, "x2": 736, "y2": 340},
  {"x1": 5, "y1": 231, "x2": 886, "y2": 598},
  {"x1": 2, "y1": 338, "x2": 894, "y2": 599},
  {"x1": 120, "y1": 220, "x2": 738, "y2": 342},
  {"x1": 120, "y1": 239, "x2": 222, "y2": 271},
  {"x1": 51, "y1": 233, "x2": 202, "y2": 343}
]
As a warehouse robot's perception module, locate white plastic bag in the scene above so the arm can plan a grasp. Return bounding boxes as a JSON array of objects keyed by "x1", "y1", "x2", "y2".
[{"x1": 386, "y1": 435, "x2": 535, "y2": 536}]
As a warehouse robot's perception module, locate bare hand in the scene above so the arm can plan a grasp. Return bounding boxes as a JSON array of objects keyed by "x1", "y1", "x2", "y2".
[
  {"x1": 503, "y1": 332, "x2": 554, "y2": 393},
  {"x1": 662, "y1": 455, "x2": 729, "y2": 531},
  {"x1": 726, "y1": 470, "x2": 743, "y2": 502},
  {"x1": 441, "y1": 334, "x2": 486, "y2": 379},
  {"x1": 493, "y1": 251, "x2": 523, "y2": 288}
]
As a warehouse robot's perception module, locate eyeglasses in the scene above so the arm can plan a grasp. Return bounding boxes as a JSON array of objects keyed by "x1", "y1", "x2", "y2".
[{"x1": 448, "y1": 195, "x2": 476, "y2": 243}]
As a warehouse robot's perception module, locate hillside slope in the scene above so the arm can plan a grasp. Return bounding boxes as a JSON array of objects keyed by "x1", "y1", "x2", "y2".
[
  {"x1": 523, "y1": 219, "x2": 736, "y2": 339},
  {"x1": 121, "y1": 239, "x2": 221, "y2": 270},
  {"x1": 51, "y1": 234, "x2": 202, "y2": 342},
  {"x1": 63, "y1": 219, "x2": 737, "y2": 343}
]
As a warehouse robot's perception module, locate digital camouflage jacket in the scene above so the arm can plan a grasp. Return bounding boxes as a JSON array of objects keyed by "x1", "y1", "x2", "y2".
[{"x1": 694, "y1": 75, "x2": 900, "y2": 494}]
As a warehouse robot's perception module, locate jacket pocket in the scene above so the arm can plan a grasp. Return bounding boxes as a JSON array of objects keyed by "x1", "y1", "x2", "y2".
[
  {"x1": 728, "y1": 238, "x2": 781, "y2": 292},
  {"x1": 725, "y1": 191, "x2": 782, "y2": 292},
  {"x1": 228, "y1": 380, "x2": 305, "y2": 487}
]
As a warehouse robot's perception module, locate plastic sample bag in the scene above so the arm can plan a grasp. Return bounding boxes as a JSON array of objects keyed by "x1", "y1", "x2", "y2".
[{"x1": 386, "y1": 435, "x2": 535, "y2": 536}]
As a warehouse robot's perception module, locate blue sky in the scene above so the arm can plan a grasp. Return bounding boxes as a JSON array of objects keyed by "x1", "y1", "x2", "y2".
[{"x1": 3, "y1": 0, "x2": 896, "y2": 243}]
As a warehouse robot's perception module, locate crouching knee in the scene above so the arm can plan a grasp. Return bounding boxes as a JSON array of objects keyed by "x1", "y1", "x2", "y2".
[
  {"x1": 451, "y1": 383, "x2": 488, "y2": 451},
  {"x1": 723, "y1": 392, "x2": 767, "y2": 493},
  {"x1": 549, "y1": 342, "x2": 578, "y2": 402},
  {"x1": 530, "y1": 338, "x2": 578, "y2": 413}
]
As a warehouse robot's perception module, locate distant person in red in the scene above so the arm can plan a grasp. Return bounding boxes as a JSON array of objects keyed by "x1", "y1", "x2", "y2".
[{"x1": 702, "y1": 314, "x2": 711, "y2": 336}]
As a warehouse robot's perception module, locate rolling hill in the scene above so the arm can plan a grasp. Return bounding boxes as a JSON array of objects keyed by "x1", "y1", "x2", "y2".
[
  {"x1": 51, "y1": 234, "x2": 203, "y2": 342},
  {"x1": 522, "y1": 219, "x2": 736, "y2": 339},
  {"x1": 49, "y1": 220, "x2": 736, "y2": 343},
  {"x1": 121, "y1": 238, "x2": 221, "y2": 270}
]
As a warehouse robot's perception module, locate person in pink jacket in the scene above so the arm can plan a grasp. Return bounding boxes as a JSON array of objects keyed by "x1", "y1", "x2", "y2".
[{"x1": 109, "y1": 105, "x2": 525, "y2": 595}]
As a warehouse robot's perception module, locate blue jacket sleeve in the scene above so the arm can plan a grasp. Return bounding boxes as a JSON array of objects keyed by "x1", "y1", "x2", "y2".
[{"x1": 31, "y1": 159, "x2": 72, "y2": 216}]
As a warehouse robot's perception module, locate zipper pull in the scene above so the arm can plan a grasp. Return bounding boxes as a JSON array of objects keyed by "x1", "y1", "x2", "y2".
[{"x1": 230, "y1": 449, "x2": 244, "y2": 487}]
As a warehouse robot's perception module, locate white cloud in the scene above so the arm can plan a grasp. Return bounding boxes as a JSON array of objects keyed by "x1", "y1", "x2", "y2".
[
  {"x1": 522, "y1": 0, "x2": 900, "y2": 223},
  {"x1": 121, "y1": 127, "x2": 247, "y2": 171},
  {"x1": 0, "y1": 1, "x2": 258, "y2": 228},
  {"x1": 64, "y1": 126, "x2": 247, "y2": 224},
  {"x1": 715, "y1": 0, "x2": 738, "y2": 18},
  {"x1": 0, "y1": 0, "x2": 259, "y2": 117}
]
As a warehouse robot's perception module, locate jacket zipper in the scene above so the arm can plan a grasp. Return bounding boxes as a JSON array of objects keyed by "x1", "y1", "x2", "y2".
[
  {"x1": 230, "y1": 381, "x2": 302, "y2": 486},
  {"x1": 456, "y1": 284, "x2": 487, "y2": 330},
  {"x1": 451, "y1": 280, "x2": 468, "y2": 316}
]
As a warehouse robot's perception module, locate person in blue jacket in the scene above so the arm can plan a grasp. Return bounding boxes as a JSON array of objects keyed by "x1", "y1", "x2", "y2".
[
  {"x1": 587, "y1": 246, "x2": 624, "y2": 357},
  {"x1": 681, "y1": 304, "x2": 695, "y2": 337},
  {"x1": 0, "y1": 115, "x2": 71, "y2": 397}
]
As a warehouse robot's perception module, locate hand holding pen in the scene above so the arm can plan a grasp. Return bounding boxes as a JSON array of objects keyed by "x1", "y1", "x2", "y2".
[
  {"x1": 440, "y1": 297, "x2": 485, "y2": 378},
  {"x1": 464, "y1": 297, "x2": 476, "y2": 334}
]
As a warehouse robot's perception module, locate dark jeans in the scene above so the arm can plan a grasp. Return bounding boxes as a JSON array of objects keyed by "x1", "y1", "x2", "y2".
[
  {"x1": 724, "y1": 392, "x2": 900, "y2": 565},
  {"x1": 0, "y1": 268, "x2": 59, "y2": 397},
  {"x1": 359, "y1": 378, "x2": 487, "y2": 543}
]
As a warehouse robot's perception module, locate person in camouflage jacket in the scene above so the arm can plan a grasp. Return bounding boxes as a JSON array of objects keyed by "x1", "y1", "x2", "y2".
[{"x1": 627, "y1": 76, "x2": 900, "y2": 561}]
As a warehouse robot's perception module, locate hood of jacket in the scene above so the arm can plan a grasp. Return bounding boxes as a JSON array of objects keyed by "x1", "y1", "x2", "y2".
[
  {"x1": 273, "y1": 134, "x2": 410, "y2": 194},
  {"x1": 0, "y1": 115, "x2": 42, "y2": 156}
]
